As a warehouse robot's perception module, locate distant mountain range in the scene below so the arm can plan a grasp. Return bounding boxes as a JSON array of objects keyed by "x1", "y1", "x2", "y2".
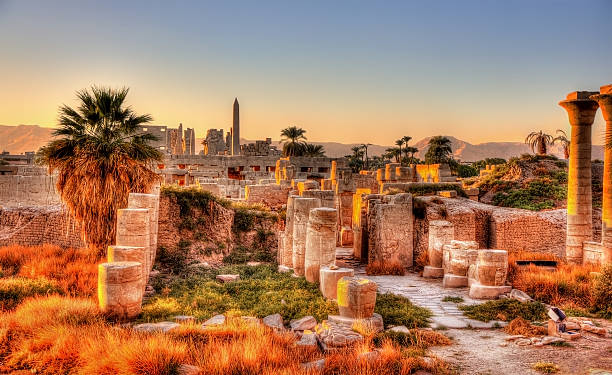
[{"x1": 1, "y1": 124, "x2": 604, "y2": 161}]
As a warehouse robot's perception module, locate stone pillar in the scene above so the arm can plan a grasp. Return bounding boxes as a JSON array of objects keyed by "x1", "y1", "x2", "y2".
[
  {"x1": 591, "y1": 86, "x2": 612, "y2": 265},
  {"x1": 292, "y1": 197, "x2": 321, "y2": 276},
  {"x1": 302, "y1": 189, "x2": 335, "y2": 208},
  {"x1": 281, "y1": 194, "x2": 298, "y2": 268},
  {"x1": 372, "y1": 193, "x2": 413, "y2": 268},
  {"x1": 98, "y1": 261, "x2": 143, "y2": 319},
  {"x1": 116, "y1": 208, "x2": 150, "y2": 281},
  {"x1": 384, "y1": 163, "x2": 400, "y2": 181},
  {"x1": 127, "y1": 193, "x2": 159, "y2": 273},
  {"x1": 337, "y1": 277, "x2": 377, "y2": 319},
  {"x1": 107, "y1": 245, "x2": 147, "y2": 291},
  {"x1": 468, "y1": 250, "x2": 511, "y2": 299},
  {"x1": 559, "y1": 91, "x2": 600, "y2": 264},
  {"x1": 304, "y1": 208, "x2": 338, "y2": 283},
  {"x1": 319, "y1": 266, "x2": 354, "y2": 299},
  {"x1": 423, "y1": 220, "x2": 454, "y2": 278},
  {"x1": 442, "y1": 240, "x2": 479, "y2": 288},
  {"x1": 352, "y1": 193, "x2": 364, "y2": 260}
]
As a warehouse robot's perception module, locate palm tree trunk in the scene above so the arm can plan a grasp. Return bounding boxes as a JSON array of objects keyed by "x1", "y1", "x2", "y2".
[{"x1": 538, "y1": 141, "x2": 546, "y2": 155}]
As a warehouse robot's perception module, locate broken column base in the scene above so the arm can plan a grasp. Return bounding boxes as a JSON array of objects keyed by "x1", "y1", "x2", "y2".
[
  {"x1": 468, "y1": 283, "x2": 512, "y2": 299},
  {"x1": 327, "y1": 313, "x2": 384, "y2": 333},
  {"x1": 442, "y1": 274, "x2": 468, "y2": 288},
  {"x1": 320, "y1": 266, "x2": 354, "y2": 300},
  {"x1": 423, "y1": 266, "x2": 444, "y2": 278}
]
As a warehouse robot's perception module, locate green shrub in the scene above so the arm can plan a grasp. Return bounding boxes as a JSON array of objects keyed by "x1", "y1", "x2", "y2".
[
  {"x1": 0, "y1": 277, "x2": 63, "y2": 310},
  {"x1": 141, "y1": 265, "x2": 337, "y2": 322},
  {"x1": 459, "y1": 299, "x2": 547, "y2": 322},
  {"x1": 492, "y1": 178, "x2": 566, "y2": 210},
  {"x1": 375, "y1": 293, "x2": 432, "y2": 328},
  {"x1": 233, "y1": 208, "x2": 255, "y2": 232},
  {"x1": 441, "y1": 296, "x2": 464, "y2": 303},
  {"x1": 592, "y1": 265, "x2": 612, "y2": 319},
  {"x1": 157, "y1": 243, "x2": 189, "y2": 274}
]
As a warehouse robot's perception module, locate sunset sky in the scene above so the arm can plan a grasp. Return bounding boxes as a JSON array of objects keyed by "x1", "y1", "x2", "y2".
[{"x1": 0, "y1": 0, "x2": 610, "y2": 145}]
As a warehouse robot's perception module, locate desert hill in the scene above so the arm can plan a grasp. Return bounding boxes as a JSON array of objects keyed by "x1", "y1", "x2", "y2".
[{"x1": 0, "y1": 124, "x2": 604, "y2": 161}]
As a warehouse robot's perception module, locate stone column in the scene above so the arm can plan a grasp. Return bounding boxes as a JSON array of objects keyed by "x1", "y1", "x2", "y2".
[
  {"x1": 319, "y1": 266, "x2": 354, "y2": 299},
  {"x1": 423, "y1": 220, "x2": 454, "y2": 278},
  {"x1": 372, "y1": 193, "x2": 413, "y2": 268},
  {"x1": 292, "y1": 197, "x2": 321, "y2": 276},
  {"x1": 559, "y1": 91, "x2": 600, "y2": 264},
  {"x1": 281, "y1": 194, "x2": 298, "y2": 268},
  {"x1": 127, "y1": 193, "x2": 159, "y2": 273},
  {"x1": 98, "y1": 261, "x2": 143, "y2": 319},
  {"x1": 304, "y1": 207, "x2": 338, "y2": 283},
  {"x1": 107, "y1": 245, "x2": 147, "y2": 291},
  {"x1": 591, "y1": 85, "x2": 612, "y2": 265},
  {"x1": 336, "y1": 277, "x2": 377, "y2": 319},
  {"x1": 116, "y1": 208, "x2": 150, "y2": 281}
]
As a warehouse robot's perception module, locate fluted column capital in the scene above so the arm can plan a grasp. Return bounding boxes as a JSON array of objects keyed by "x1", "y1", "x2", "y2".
[{"x1": 559, "y1": 91, "x2": 600, "y2": 126}]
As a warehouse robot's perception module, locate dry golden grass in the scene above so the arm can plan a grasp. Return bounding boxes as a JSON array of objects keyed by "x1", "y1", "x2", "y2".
[
  {"x1": 0, "y1": 244, "x2": 100, "y2": 298},
  {"x1": 0, "y1": 296, "x2": 451, "y2": 375},
  {"x1": 503, "y1": 317, "x2": 547, "y2": 337},
  {"x1": 366, "y1": 261, "x2": 406, "y2": 276}
]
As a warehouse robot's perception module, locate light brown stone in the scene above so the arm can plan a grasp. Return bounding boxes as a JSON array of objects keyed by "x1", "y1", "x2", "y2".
[
  {"x1": 320, "y1": 266, "x2": 354, "y2": 299},
  {"x1": 337, "y1": 277, "x2": 377, "y2": 319},
  {"x1": 98, "y1": 261, "x2": 143, "y2": 319},
  {"x1": 292, "y1": 197, "x2": 321, "y2": 276},
  {"x1": 304, "y1": 207, "x2": 338, "y2": 283}
]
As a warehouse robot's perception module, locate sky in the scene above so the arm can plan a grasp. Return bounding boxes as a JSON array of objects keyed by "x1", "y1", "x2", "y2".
[{"x1": 0, "y1": 0, "x2": 610, "y2": 146}]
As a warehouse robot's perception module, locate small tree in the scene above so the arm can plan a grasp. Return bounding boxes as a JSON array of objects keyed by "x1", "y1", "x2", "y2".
[
  {"x1": 424, "y1": 136, "x2": 453, "y2": 164},
  {"x1": 302, "y1": 143, "x2": 326, "y2": 157},
  {"x1": 553, "y1": 130, "x2": 570, "y2": 159},
  {"x1": 525, "y1": 130, "x2": 553, "y2": 156}
]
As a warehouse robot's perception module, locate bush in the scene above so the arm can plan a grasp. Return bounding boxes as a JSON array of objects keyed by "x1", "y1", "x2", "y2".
[
  {"x1": 375, "y1": 293, "x2": 432, "y2": 328},
  {"x1": 592, "y1": 265, "x2": 612, "y2": 319},
  {"x1": 459, "y1": 299, "x2": 547, "y2": 322},
  {"x1": 373, "y1": 329, "x2": 451, "y2": 348},
  {"x1": 492, "y1": 178, "x2": 566, "y2": 210}
]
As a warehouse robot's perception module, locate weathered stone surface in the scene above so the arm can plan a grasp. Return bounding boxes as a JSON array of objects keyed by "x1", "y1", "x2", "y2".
[
  {"x1": 173, "y1": 315, "x2": 195, "y2": 324},
  {"x1": 216, "y1": 274, "x2": 240, "y2": 283},
  {"x1": 290, "y1": 316, "x2": 317, "y2": 331},
  {"x1": 509, "y1": 289, "x2": 533, "y2": 303},
  {"x1": 133, "y1": 321, "x2": 180, "y2": 333},
  {"x1": 202, "y1": 314, "x2": 226, "y2": 327},
  {"x1": 304, "y1": 207, "x2": 338, "y2": 283},
  {"x1": 263, "y1": 313, "x2": 285, "y2": 330},
  {"x1": 369, "y1": 193, "x2": 414, "y2": 267},
  {"x1": 278, "y1": 265, "x2": 292, "y2": 273},
  {"x1": 337, "y1": 277, "x2": 377, "y2": 319},
  {"x1": 389, "y1": 325, "x2": 410, "y2": 334},
  {"x1": 320, "y1": 266, "x2": 354, "y2": 300},
  {"x1": 116, "y1": 208, "x2": 151, "y2": 280},
  {"x1": 301, "y1": 359, "x2": 325, "y2": 371},
  {"x1": 438, "y1": 190, "x2": 457, "y2": 198},
  {"x1": 315, "y1": 319, "x2": 364, "y2": 348},
  {"x1": 296, "y1": 331, "x2": 318, "y2": 348},
  {"x1": 98, "y1": 261, "x2": 143, "y2": 319},
  {"x1": 425, "y1": 220, "x2": 454, "y2": 278},
  {"x1": 107, "y1": 245, "x2": 147, "y2": 291},
  {"x1": 327, "y1": 313, "x2": 384, "y2": 333},
  {"x1": 292, "y1": 197, "x2": 321, "y2": 276},
  {"x1": 475, "y1": 250, "x2": 508, "y2": 286}
]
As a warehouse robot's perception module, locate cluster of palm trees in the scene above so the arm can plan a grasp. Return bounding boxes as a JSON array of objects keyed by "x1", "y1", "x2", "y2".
[
  {"x1": 525, "y1": 130, "x2": 570, "y2": 158},
  {"x1": 280, "y1": 126, "x2": 326, "y2": 157},
  {"x1": 385, "y1": 136, "x2": 418, "y2": 165}
]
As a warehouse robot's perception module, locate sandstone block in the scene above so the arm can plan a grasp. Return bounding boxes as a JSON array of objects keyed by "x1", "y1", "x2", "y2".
[
  {"x1": 337, "y1": 277, "x2": 377, "y2": 319},
  {"x1": 438, "y1": 190, "x2": 457, "y2": 198},
  {"x1": 304, "y1": 207, "x2": 338, "y2": 283},
  {"x1": 98, "y1": 261, "x2": 144, "y2": 319},
  {"x1": 292, "y1": 197, "x2": 322, "y2": 276},
  {"x1": 290, "y1": 315, "x2": 317, "y2": 331},
  {"x1": 320, "y1": 266, "x2": 354, "y2": 299},
  {"x1": 216, "y1": 274, "x2": 240, "y2": 283},
  {"x1": 263, "y1": 313, "x2": 285, "y2": 330},
  {"x1": 202, "y1": 314, "x2": 226, "y2": 327}
]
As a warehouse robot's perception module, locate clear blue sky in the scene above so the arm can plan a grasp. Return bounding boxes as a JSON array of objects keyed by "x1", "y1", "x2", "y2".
[{"x1": 0, "y1": 0, "x2": 610, "y2": 145}]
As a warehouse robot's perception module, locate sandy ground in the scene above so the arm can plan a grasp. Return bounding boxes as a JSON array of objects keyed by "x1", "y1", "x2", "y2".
[{"x1": 430, "y1": 324, "x2": 612, "y2": 375}]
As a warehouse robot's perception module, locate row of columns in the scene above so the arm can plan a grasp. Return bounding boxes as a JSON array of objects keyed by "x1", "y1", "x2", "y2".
[{"x1": 559, "y1": 85, "x2": 612, "y2": 265}]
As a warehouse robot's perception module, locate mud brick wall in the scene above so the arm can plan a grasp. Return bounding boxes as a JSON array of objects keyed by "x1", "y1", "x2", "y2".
[
  {"x1": 488, "y1": 208, "x2": 566, "y2": 257},
  {"x1": 0, "y1": 206, "x2": 84, "y2": 248},
  {"x1": 0, "y1": 175, "x2": 61, "y2": 207}
]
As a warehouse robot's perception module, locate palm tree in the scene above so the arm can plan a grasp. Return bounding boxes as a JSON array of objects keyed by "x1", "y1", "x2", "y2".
[
  {"x1": 280, "y1": 126, "x2": 307, "y2": 156},
  {"x1": 404, "y1": 146, "x2": 419, "y2": 165},
  {"x1": 302, "y1": 143, "x2": 326, "y2": 157},
  {"x1": 525, "y1": 130, "x2": 553, "y2": 156},
  {"x1": 394, "y1": 139, "x2": 403, "y2": 165},
  {"x1": 385, "y1": 147, "x2": 401, "y2": 163},
  {"x1": 361, "y1": 143, "x2": 372, "y2": 170},
  {"x1": 400, "y1": 136, "x2": 412, "y2": 165},
  {"x1": 553, "y1": 129, "x2": 570, "y2": 159},
  {"x1": 424, "y1": 136, "x2": 453, "y2": 164},
  {"x1": 37, "y1": 86, "x2": 162, "y2": 251},
  {"x1": 346, "y1": 146, "x2": 365, "y2": 172}
]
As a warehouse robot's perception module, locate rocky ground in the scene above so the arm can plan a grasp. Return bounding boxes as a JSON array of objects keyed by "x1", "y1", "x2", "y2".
[{"x1": 360, "y1": 267, "x2": 612, "y2": 375}]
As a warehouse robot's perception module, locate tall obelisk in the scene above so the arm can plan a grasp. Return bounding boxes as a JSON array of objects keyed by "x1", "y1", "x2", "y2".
[{"x1": 232, "y1": 98, "x2": 240, "y2": 155}]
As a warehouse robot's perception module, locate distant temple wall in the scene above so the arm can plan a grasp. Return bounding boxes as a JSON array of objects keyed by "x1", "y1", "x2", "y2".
[{"x1": 0, "y1": 175, "x2": 61, "y2": 207}]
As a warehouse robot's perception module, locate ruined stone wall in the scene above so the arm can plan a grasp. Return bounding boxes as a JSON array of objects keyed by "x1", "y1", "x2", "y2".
[
  {"x1": 0, "y1": 206, "x2": 84, "y2": 248},
  {"x1": 244, "y1": 184, "x2": 290, "y2": 209},
  {"x1": 157, "y1": 193, "x2": 279, "y2": 264},
  {"x1": 0, "y1": 175, "x2": 61, "y2": 207}
]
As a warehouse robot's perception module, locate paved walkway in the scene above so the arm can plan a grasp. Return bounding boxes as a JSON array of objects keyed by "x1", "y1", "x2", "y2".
[{"x1": 336, "y1": 248, "x2": 505, "y2": 329}]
